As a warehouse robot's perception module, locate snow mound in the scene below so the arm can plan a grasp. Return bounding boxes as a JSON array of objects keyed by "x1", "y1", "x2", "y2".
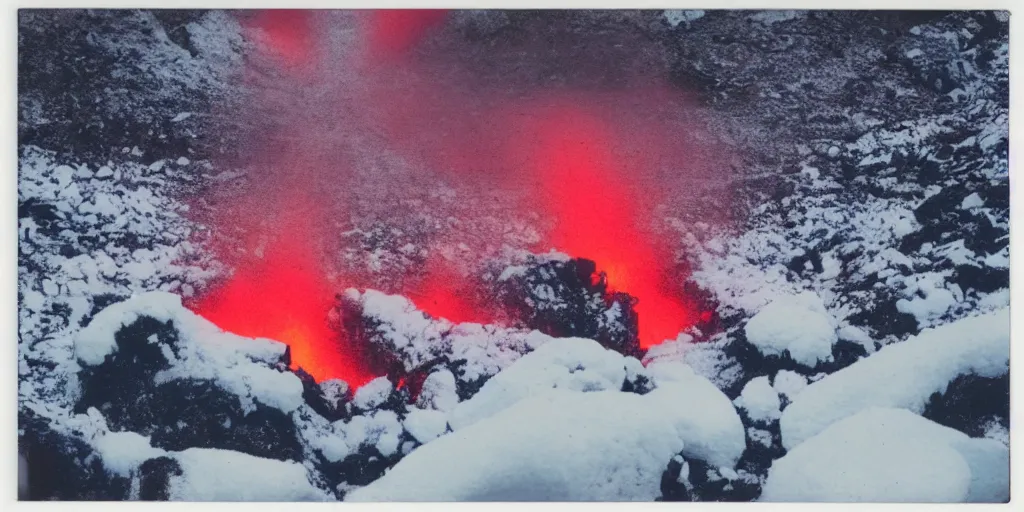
[
  {"x1": 762, "y1": 407, "x2": 1008, "y2": 502},
  {"x1": 744, "y1": 291, "x2": 837, "y2": 367},
  {"x1": 75, "y1": 291, "x2": 304, "y2": 413},
  {"x1": 416, "y1": 369, "x2": 459, "y2": 412},
  {"x1": 347, "y1": 386, "x2": 713, "y2": 501},
  {"x1": 403, "y1": 408, "x2": 449, "y2": 444},
  {"x1": 780, "y1": 307, "x2": 1009, "y2": 450},
  {"x1": 449, "y1": 337, "x2": 636, "y2": 430},
  {"x1": 93, "y1": 431, "x2": 166, "y2": 477},
  {"x1": 771, "y1": 370, "x2": 808, "y2": 401},
  {"x1": 167, "y1": 448, "x2": 331, "y2": 501},
  {"x1": 352, "y1": 377, "x2": 392, "y2": 410},
  {"x1": 342, "y1": 411, "x2": 404, "y2": 458},
  {"x1": 734, "y1": 376, "x2": 781, "y2": 422},
  {"x1": 643, "y1": 361, "x2": 746, "y2": 467}
]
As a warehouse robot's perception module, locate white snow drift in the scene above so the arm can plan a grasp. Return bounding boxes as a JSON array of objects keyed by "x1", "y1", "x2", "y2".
[
  {"x1": 167, "y1": 448, "x2": 331, "y2": 501},
  {"x1": 780, "y1": 307, "x2": 1009, "y2": 450},
  {"x1": 644, "y1": 361, "x2": 747, "y2": 468},
  {"x1": 448, "y1": 337, "x2": 745, "y2": 469},
  {"x1": 348, "y1": 386, "x2": 722, "y2": 502},
  {"x1": 762, "y1": 407, "x2": 1009, "y2": 502}
]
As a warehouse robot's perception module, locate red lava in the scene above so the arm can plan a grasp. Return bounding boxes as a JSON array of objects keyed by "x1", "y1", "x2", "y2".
[{"x1": 191, "y1": 10, "x2": 729, "y2": 387}]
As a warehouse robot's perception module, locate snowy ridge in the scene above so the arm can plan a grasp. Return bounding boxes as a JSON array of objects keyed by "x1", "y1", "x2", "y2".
[
  {"x1": 764, "y1": 407, "x2": 1008, "y2": 502},
  {"x1": 780, "y1": 307, "x2": 1009, "y2": 450}
]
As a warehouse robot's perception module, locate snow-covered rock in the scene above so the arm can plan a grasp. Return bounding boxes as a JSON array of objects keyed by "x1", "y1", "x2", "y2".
[
  {"x1": 402, "y1": 408, "x2": 449, "y2": 444},
  {"x1": 744, "y1": 292, "x2": 837, "y2": 367},
  {"x1": 763, "y1": 407, "x2": 1008, "y2": 502},
  {"x1": 75, "y1": 291, "x2": 304, "y2": 414},
  {"x1": 771, "y1": 370, "x2": 807, "y2": 402},
  {"x1": 734, "y1": 376, "x2": 781, "y2": 422},
  {"x1": 415, "y1": 369, "x2": 459, "y2": 412},
  {"x1": 643, "y1": 361, "x2": 746, "y2": 467},
  {"x1": 352, "y1": 377, "x2": 393, "y2": 411},
  {"x1": 449, "y1": 337, "x2": 637, "y2": 430},
  {"x1": 345, "y1": 288, "x2": 552, "y2": 388},
  {"x1": 166, "y1": 448, "x2": 332, "y2": 501},
  {"x1": 781, "y1": 307, "x2": 1009, "y2": 450},
  {"x1": 93, "y1": 431, "x2": 166, "y2": 477},
  {"x1": 348, "y1": 386, "x2": 718, "y2": 501}
]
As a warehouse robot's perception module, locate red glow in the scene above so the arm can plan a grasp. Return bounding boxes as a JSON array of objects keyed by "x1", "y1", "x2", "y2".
[
  {"x1": 365, "y1": 10, "x2": 448, "y2": 59},
  {"x1": 190, "y1": 214, "x2": 374, "y2": 387},
  {"x1": 192, "y1": 10, "x2": 731, "y2": 392},
  {"x1": 524, "y1": 103, "x2": 702, "y2": 349},
  {"x1": 407, "y1": 261, "x2": 492, "y2": 324},
  {"x1": 356, "y1": 58, "x2": 724, "y2": 348},
  {"x1": 243, "y1": 10, "x2": 316, "y2": 68}
]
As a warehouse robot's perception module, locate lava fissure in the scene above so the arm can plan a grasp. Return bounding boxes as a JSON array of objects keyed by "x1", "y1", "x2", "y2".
[{"x1": 188, "y1": 9, "x2": 733, "y2": 388}]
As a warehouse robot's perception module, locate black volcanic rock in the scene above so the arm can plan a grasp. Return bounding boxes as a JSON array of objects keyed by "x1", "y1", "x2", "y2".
[
  {"x1": 74, "y1": 316, "x2": 303, "y2": 462},
  {"x1": 494, "y1": 257, "x2": 641, "y2": 357},
  {"x1": 18, "y1": 408, "x2": 130, "y2": 500}
]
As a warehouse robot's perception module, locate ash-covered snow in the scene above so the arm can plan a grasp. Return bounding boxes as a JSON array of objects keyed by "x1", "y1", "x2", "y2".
[
  {"x1": 763, "y1": 407, "x2": 1008, "y2": 502},
  {"x1": 781, "y1": 307, "x2": 1009, "y2": 450}
]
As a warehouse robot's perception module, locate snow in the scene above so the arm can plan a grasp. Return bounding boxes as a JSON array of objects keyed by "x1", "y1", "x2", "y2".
[
  {"x1": 771, "y1": 370, "x2": 808, "y2": 401},
  {"x1": 896, "y1": 276, "x2": 958, "y2": 323},
  {"x1": 744, "y1": 291, "x2": 837, "y2": 367},
  {"x1": 449, "y1": 337, "x2": 634, "y2": 431},
  {"x1": 167, "y1": 448, "x2": 331, "y2": 501},
  {"x1": 762, "y1": 407, "x2": 1008, "y2": 502},
  {"x1": 734, "y1": 376, "x2": 781, "y2": 422},
  {"x1": 349, "y1": 387, "x2": 708, "y2": 501},
  {"x1": 748, "y1": 428, "x2": 773, "y2": 448},
  {"x1": 416, "y1": 369, "x2": 459, "y2": 412},
  {"x1": 960, "y1": 192, "x2": 984, "y2": 209},
  {"x1": 351, "y1": 288, "x2": 549, "y2": 382},
  {"x1": 75, "y1": 291, "x2": 184, "y2": 366},
  {"x1": 906, "y1": 48, "x2": 924, "y2": 58},
  {"x1": 403, "y1": 408, "x2": 449, "y2": 444},
  {"x1": 643, "y1": 361, "x2": 746, "y2": 467},
  {"x1": 352, "y1": 376, "x2": 392, "y2": 410},
  {"x1": 780, "y1": 307, "x2": 1009, "y2": 450},
  {"x1": 341, "y1": 410, "x2": 404, "y2": 458},
  {"x1": 93, "y1": 431, "x2": 166, "y2": 477},
  {"x1": 75, "y1": 292, "x2": 305, "y2": 414}
]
